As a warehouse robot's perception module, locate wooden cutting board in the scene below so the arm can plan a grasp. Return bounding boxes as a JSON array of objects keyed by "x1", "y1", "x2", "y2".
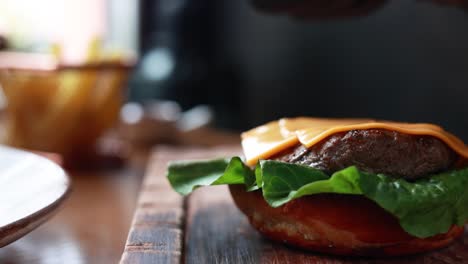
[{"x1": 120, "y1": 146, "x2": 468, "y2": 264}]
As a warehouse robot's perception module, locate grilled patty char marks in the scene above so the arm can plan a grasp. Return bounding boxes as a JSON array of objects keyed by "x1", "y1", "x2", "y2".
[{"x1": 273, "y1": 129, "x2": 457, "y2": 180}]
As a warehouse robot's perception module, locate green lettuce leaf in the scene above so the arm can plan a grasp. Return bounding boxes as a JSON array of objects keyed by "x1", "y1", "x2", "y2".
[
  {"x1": 359, "y1": 169, "x2": 468, "y2": 238},
  {"x1": 167, "y1": 157, "x2": 468, "y2": 238},
  {"x1": 259, "y1": 160, "x2": 329, "y2": 207},
  {"x1": 167, "y1": 157, "x2": 256, "y2": 195}
]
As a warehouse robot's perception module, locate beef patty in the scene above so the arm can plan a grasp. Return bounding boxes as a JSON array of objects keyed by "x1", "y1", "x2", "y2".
[{"x1": 273, "y1": 129, "x2": 457, "y2": 180}]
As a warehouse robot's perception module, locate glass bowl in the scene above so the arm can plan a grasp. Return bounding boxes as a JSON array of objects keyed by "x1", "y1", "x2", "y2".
[{"x1": 0, "y1": 52, "x2": 133, "y2": 159}]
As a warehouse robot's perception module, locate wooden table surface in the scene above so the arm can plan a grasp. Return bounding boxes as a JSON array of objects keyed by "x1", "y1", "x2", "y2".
[
  {"x1": 121, "y1": 146, "x2": 468, "y2": 264},
  {"x1": 0, "y1": 149, "x2": 148, "y2": 264}
]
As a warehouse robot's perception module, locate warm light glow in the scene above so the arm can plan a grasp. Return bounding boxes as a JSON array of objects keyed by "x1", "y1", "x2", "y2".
[{"x1": 0, "y1": 0, "x2": 106, "y2": 63}]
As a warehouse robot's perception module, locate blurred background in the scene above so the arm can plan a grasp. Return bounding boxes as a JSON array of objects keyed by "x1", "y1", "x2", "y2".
[
  {"x1": 2, "y1": 1, "x2": 468, "y2": 262},
  {"x1": 1, "y1": 0, "x2": 468, "y2": 150}
]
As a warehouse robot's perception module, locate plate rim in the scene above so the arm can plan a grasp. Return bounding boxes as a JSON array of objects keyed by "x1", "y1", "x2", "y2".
[{"x1": 0, "y1": 146, "x2": 71, "y2": 247}]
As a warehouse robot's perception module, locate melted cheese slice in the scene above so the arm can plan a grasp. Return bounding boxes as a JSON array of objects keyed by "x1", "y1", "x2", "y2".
[
  {"x1": 241, "y1": 117, "x2": 468, "y2": 166},
  {"x1": 241, "y1": 121, "x2": 299, "y2": 165}
]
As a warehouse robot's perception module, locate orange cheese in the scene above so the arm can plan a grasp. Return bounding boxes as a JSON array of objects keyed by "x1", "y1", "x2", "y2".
[
  {"x1": 241, "y1": 121, "x2": 299, "y2": 166},
  {"x1": 241, "y1": 117, "x2": 468, "y2": 166}
]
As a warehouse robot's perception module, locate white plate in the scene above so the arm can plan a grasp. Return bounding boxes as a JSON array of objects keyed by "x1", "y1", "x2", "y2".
[{"x1": 0, "y1": 146, "x2": 70, "y2": 247}]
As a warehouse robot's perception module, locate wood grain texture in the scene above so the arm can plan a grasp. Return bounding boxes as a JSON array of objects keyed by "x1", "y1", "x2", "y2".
[
  {"x1": 0, "y1": 141, "x2": 147, "y2": 264},
  {"x1": 0, "y1": 146, "x2": 70, "y2": 248},
  {"x1": 122, "y1": 146, "x2": 468, "y2": 264},
  {"x1": 121, "y1": 146, "x2": 240, "y2": 264}
]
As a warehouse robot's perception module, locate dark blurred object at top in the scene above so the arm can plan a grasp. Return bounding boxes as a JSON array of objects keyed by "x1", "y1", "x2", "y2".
[
  {"x1": 130, "y1": 0, "x2": 243, "y2": 129},
  {"x1": 428, "y1": 0, "x2": 468, "y2": 9},
  {"x1": 250, "y1": 0, "x2": 388, "y2": 19},
  {"x1": 0, "y1": 35, "x2": 8, "y2": 51},
  {"x1": 250, "y1": 0, "x2": 468, "y2": 19}
]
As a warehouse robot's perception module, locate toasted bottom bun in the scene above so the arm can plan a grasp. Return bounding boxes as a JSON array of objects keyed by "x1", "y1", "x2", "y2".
[{"x1": 229, "y1": 185, "x2": 464, "y2": 256}]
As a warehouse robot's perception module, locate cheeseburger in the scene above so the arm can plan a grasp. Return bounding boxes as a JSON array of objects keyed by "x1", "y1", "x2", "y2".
[{"x1": 167, "y1": 117, "x2": 468, "y2": 256}]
